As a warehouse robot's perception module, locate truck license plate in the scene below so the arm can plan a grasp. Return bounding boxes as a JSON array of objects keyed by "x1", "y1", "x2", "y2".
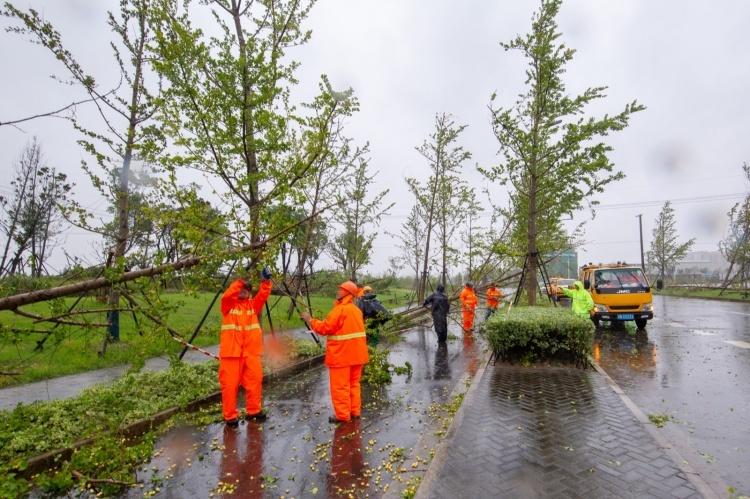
[{"x1": 617, "y1": 314, "x2": 634, "y2": 320}]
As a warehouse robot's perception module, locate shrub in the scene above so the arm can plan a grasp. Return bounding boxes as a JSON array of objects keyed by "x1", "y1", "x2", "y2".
[{"x1": 483, "y1": 306, "x2": 594, "y2": 367}]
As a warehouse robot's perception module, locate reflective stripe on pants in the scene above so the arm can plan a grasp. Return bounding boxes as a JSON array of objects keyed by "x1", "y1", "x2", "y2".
[
  {"x1": 218, "y1": 355, "x2": 263, "y2": 421},
  {"x1": 328, "y1": 364, "x2": 364, "y2": 421}
]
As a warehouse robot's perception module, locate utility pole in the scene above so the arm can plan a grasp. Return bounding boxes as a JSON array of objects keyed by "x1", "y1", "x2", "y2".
[{"x1": 637, "y1": 214, "x2": 645, "y2": 272}]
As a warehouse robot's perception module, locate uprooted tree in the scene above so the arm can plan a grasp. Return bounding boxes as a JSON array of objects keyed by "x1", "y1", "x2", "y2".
[{"x1": 479, "y1": 0, "x2": 644, "y2": 305}]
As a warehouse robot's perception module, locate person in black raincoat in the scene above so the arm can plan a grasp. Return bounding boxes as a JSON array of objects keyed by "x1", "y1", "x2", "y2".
[
  {"x1": 423, "y1": 284, "x2": 450, "y2": 343},
  {"x1": 359, "y1": 286, "x2": 392, "y2": 328}
]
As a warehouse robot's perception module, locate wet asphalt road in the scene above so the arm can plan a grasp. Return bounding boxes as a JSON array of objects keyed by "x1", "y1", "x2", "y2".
[
  {"x1": 593, "y1": 294, "x2": 750, "y2": 495},
  {"x1": 128, "y1": 320, "x2": 482, "y2": 498}
]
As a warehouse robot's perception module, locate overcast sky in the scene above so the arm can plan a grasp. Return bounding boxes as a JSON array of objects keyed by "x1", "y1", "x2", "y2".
[{"x1": 2, "y1": 0, "x2": 749, "y2": 276}]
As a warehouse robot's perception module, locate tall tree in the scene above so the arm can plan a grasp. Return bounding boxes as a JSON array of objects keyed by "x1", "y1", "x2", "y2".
[
  {"x1": 647, "y1": 201, "x2": 695, "y2": 283},
  {"x1": 388, "y1": 204, "x2": 426, "y2": 290},
  {"x1": 479, "y1": 0, "x2": 644, "y2": 304},
  {"x1": 5, "y1": 0, "x2": 158, "y2": 341},
  {"x1": 328, "y1": 155, "x2": 393, "y2": 281},
  {"x1": 719, "y1": 163, "x2": 750, "y2": 291},
  {"x1": 408, "y1": 113, "x2": 472, "y2": 302}
]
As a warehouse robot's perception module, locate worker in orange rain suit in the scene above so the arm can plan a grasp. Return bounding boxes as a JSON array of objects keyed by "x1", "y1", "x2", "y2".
[
  {"x1": 484, "y1": 283, "x2": 503, "y2": 320},
  {"x1": 301, "y1": 281, "x2": 369, "y2": 423},
  {"x1": 219, "y1": 267, "x2": 273, "y2": 427},
  {"x1": 459, "y1": 282, "x2": 478, "y2": 332}
]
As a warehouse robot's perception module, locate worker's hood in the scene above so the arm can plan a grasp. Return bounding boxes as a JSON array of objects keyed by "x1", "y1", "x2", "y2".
[{"x1": 573, "y1": 280, "x2": 584, "y2": 291}]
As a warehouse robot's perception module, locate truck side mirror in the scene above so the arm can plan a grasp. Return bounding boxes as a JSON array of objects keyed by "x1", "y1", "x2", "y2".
[
  {"x1": 656, "y1": 279, "x2": 663, "y2": 290},
  {"x1": 583, "y1": 279, "x2": 590, "y2": 290}
]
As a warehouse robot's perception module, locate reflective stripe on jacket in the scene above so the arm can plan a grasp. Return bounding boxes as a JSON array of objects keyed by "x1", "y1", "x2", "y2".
[
  {"x1": 486, "y1": 287, "x2": 502, "y2": 309},
  {"x1": 459, "y1": 287, "x2": 477, "y2": 311},
  {"x1": 310, "y1": 294, "x2": 369, "y2": 368},
  {"x1": 219, "y1": 279, "x2": 272, "y2": 358}
]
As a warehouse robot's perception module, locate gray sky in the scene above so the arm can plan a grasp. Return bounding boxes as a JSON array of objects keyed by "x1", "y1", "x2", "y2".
[{"x1": 2, "y1": 0, "x2": 749, "y2": 275}]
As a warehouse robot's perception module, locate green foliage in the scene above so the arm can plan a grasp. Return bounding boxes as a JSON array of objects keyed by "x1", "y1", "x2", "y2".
[
  {"x1": 484, "y1": 306, "x2": 594, "y2": 366},
  {"x1": 361, "y1": 346, "x2": 412, "y2": 386},
  {"x1": 647, "y1": 413, "x2": 672, "y2": 428},
  {"x1": 292, "y1": 339, "x2": 323, "y2": 359},
  {"x1": 480, "y1": 0, "x2": 644, "y2": 302},
  {"x1": 0, "y1": 362, "x2": 218, "y2": 494}
]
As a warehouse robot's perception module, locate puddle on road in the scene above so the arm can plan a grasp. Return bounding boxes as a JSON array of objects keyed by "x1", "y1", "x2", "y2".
[{"x1": 127, "y1": 321, "x2": 483, "y2": 498}]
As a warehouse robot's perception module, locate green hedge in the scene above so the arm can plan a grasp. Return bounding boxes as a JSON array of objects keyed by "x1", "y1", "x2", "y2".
[{"x1": 484, "y1": 306, "x2": 594, "y2": 367}]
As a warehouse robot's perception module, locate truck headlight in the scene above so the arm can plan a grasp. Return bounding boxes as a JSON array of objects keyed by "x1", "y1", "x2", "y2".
[
  {"x1": 595, "y1": 305, "x2": 608, "y2": 313},
  {"x1": 642, "y1": 303, "x2": 653, "y2": 312}
]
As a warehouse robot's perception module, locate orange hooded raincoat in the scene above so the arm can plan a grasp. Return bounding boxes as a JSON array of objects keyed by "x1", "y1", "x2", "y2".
[
  {"x1": 310, "y1": 293, "x2": 369, "y2": 421},
  {"x1": 218, "y1": 278, "x2": 272, "y2": 421},
  {"x1": 459, "y1": 286, "x2": 478, "y2": 331}
]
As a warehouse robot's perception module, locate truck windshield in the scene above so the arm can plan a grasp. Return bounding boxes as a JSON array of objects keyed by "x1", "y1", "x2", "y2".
[{"x1": 594, "y1": 268, "x2": 648, "y2": 290}]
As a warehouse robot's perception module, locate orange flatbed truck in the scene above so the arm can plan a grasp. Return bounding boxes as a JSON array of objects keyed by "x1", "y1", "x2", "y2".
[{"x1": 579, "y1": 263, "x2": 654, "y2": 329}]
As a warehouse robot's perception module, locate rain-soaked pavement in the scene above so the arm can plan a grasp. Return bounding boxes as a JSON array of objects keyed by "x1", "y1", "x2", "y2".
[
  {"x1": 593, "y1": 295, "x2": 750, "y2": 495},
  {"x1": 127, "y1": 320, "x2": 482, "y2": 498}
]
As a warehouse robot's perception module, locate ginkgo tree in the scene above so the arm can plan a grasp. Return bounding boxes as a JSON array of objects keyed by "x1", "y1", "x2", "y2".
[{"x1": 480, "y1": 0, "x2": 644, "y2": 304}]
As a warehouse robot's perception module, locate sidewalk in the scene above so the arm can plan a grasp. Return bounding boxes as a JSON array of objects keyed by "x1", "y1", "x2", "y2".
[
  {"x1": 417, "y1": 363, "x2": 712, "y2": 499},
  {"x1": 0, "y1": 344, "x2": 219, "y2": 410}
]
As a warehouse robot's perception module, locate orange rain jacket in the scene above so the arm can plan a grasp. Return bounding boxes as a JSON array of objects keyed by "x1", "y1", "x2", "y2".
[
  {"x1": 310, "y1": 294, "x2": 369, "y2": 368},
  {"x1": 486, "y1": 287, "x2": 502, "y2": 309},
  {"x1": 459, "y1": 286, "x2": 478, "y2": 311},
  {"x1": 219, "y1": 279, "x2": 273, "y2": 358}
]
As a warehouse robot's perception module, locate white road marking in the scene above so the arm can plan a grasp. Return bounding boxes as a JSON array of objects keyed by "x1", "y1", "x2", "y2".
[
  {"x1": 690, "y1": 330, "x2": 715, "y2": 336},
  {"x1": 726, "y1": 310, "x2": 750, "y2": 316},
  {"x1": 725, "y1": 340, "x2": 750, "y2": 349}
]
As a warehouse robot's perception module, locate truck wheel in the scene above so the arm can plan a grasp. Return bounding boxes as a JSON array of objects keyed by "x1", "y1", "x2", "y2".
[
  {"x1": 591, "y1": 317, "x2": 600, "y2": 327},
  {"x1": 635, "y1": 318, "x2": 648, "y2": 330}
]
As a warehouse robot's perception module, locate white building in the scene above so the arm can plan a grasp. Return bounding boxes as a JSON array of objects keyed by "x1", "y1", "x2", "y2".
[{"x1": 673, "y1": 251, "x2": 729, "y2": 281}]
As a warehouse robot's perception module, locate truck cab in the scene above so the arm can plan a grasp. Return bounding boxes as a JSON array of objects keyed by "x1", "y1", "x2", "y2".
[{"x1": 580, "y1": 263, "x2": 654, "y2": 329}]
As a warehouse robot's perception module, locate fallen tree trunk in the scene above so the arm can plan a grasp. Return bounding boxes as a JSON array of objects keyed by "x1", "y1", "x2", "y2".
[{"x1": 0, "y1": 207, "x2": 333, "y2": 311}]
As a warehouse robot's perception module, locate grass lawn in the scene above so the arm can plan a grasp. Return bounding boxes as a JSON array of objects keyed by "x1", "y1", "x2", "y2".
[
  {"x1": 657, "y1": 287, "x2": 750, "y2": 302},
  {"x1": 0, "y1": 290, "x2": 344, "y2": 388}
]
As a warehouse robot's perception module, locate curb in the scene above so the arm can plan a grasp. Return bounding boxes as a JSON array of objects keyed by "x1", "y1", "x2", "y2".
[
  {"x1": 409, "y1": 350, "x2": 492, "y2": 499},
  {"x1": 19, "y1": 354, "x2": 325, "y2": 478},
  {"x1": 591, "y1": 359, "x2": 723, "y2": 499}
]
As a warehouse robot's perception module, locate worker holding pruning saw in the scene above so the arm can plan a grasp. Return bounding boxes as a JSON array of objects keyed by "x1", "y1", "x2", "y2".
[
  {"x1": 301, "y1": 281, "x2": 369, "y2": 424},
  {"x1": 219, "y1": 266, "x2": 273, "y2": 427}
]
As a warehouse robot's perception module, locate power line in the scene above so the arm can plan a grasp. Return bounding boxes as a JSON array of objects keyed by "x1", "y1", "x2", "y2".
[{"x1": 596, "y1": 192, "x2": 747, "y2": 210}]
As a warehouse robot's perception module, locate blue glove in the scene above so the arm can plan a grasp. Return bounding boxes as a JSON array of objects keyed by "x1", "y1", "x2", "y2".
[{"x1": 261, "y1": 266, "x2": 272, "y2": 280}]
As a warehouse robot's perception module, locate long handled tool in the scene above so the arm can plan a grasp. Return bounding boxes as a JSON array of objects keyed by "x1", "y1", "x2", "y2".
[
  {"x1": 170, "y1": 335, "x2": 219, "y2": 360},
  {"x1": 279, "y1": 279, "x2": 321, "y2": 346}
]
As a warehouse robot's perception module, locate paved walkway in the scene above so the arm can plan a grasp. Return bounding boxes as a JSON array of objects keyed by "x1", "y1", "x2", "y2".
[
  {"x1": 419, "y1": 364, "x2": 706, "y2": 499},
  {"x1": 0, "y1": 344, "x2": 220, "y2": 410}
]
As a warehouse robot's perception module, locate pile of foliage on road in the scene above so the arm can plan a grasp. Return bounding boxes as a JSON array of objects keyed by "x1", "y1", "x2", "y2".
[
  {"x1": 484, "y1": 307, "x2": 594, "y2": 367},
  {"x1": 0, "y1": 361, "x2": 219, "y2": 496},
  {"x1": 362, "y1": 346, "x2": 412, "y2": 385}
]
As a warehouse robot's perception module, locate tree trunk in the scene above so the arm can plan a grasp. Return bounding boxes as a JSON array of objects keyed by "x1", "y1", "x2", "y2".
[
  {"x1": 106, "y1": 10, "x2": 147, "y2": 345},
  {"x1": 526, "y1": 175, "x2": 539, "y2": 305}
]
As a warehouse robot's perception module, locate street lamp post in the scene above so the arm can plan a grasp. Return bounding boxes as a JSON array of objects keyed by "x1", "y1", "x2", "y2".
[{"x1": 637, "y1": 214, "x2": 645, "y2": 272}]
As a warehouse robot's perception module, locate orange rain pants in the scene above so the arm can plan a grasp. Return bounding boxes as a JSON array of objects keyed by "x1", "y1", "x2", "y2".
[
  {"x1": 219, "y1": 355, "x2": 263, "y2": 421},
  {"x1": 462, "y1": 309, "x2": 476, "y2": 331},
  {"x1": 328, "y1": 364, "x2": 364, "y2": 421}
]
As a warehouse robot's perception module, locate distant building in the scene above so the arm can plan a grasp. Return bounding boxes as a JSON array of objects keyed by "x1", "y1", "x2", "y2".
[
  {"x1": 673, "y1": 250, "x2": 729, "y2": 281},
  {"x1": 546, "y1": 250, "x2": 578, "y2": 279}
]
